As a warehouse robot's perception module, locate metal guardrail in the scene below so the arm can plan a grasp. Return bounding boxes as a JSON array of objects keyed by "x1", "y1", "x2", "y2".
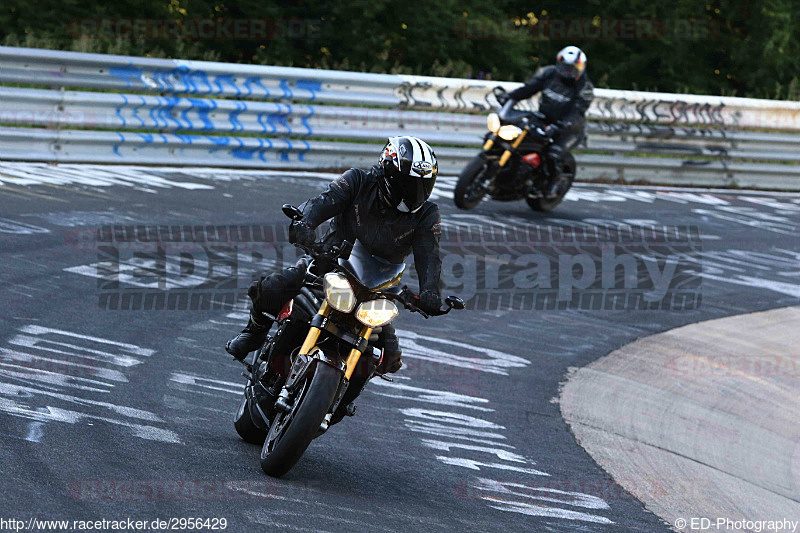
[{"x1": 1, "y1": 46, "x2": 799, "y2": 189}]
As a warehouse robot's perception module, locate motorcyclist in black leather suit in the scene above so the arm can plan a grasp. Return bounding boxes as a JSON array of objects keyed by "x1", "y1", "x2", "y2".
[
  {"x1": 226, "y1": 136, "x2": 443, "y2": 375},
  {"x1": 501, "y1": 45, "x2": 594, "y2": 198}
]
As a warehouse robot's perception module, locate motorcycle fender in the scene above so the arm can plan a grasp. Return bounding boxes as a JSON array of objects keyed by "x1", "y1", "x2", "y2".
[
  {"x1": 285, "y1": 347, "x2": 343, "y2": 392},
  {"x1": 328, "y1": 378, "x2": 352, "y2": 419}
]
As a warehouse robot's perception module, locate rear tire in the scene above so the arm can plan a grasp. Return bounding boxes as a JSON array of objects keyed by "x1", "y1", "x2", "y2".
[
  {"x1": 259, "y1": 362, "x2": 340, "y2": 477},
  {"x1": 454, "y1": 155, "x2": 493, "y2": 210},
  {"x1": 527, "y1": 155, "x2": 576, "y2": 212},
  {"x1": 233, "y1": 390, "x2": 267, "y2": 445}
]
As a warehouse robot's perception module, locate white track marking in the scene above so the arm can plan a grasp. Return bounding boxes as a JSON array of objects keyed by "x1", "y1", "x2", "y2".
[
  {"x1": 704, "y1": 274, "x2": 800, "y2": 298},
  {"x1": 0, "y1": 217, "x2": 50, "y2": 234},
  {"x1": 0, "y1": 382, "x2": 163, "y2": 422},
  {"x1": 6, "y1": 336, "x2": 143, "y2": 367},
  {"x1": 485, "y1": 499, "x2": 614, "y2": 524},
  {"x1": 476, "y1": 478, "x2": 611, "y2": 510},
  {"x1": 697, "y1": 248, "x2": 800, "y2": 297},
  {"x1": 395, "y1": 329, "x2": 530, "y2": 376},
  {"x1": 0, "y1": 362, "x2": 117, "y2": 392},
  {"x1": 169, "y1": 373, "x2": 240, "y2": 396},
  {"x1": 23, "y1": 211, "x2": 139, "y2": 227},
  {"x1": 0, "y1": 326, "x2": 178, "y2": 444},
  {"x1": 64, "y1": 257, "x2": 213, "y2": 289},
  {"x1": 0, "y1": 348, "x2": 128, "y2": 383},
  {"x1": 0, "y1": 163, "x2": 212, "y2": 190},
  {"x1": 19, "y1": 325, "x2": 155, "y2": 357},
  {"x1": 436, "y1": 456, "x2": 548, "y2": 476},
  {"x1": 475, "y1": 478, "x2": 615, "y2": 524},
  {"x1": 25, "y1": 420, "x2": 45, "y2": 443},
  {"x1": 369, "y1": 336, "x2": 613, "y2": 525},
  {"x1": 0, "y1": 396, "x2": 179, "y2": 443},
  {"x1": 420, "y1": 439, "x2": 525, "y2": 463},
  {"x1": 369, "y1": 380, "x2": 492, "y2": 412},
  {"x1": 693, "y1": 206, "x2": 796, "y2": 235}
]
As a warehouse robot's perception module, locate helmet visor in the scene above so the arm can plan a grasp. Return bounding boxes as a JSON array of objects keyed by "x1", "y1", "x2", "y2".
[
  {"x1": 556, "y1": 61, "x2": 584, "y2": 80},
  {"x1": 387, "y1": 164, "x2": 436, "y2": 212}
]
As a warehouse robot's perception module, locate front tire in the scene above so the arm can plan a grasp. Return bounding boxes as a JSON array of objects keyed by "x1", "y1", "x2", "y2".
[
  {"x1": 454, "y1": 155, "x2": 494, "y2": 210},
  {"x1": 259, "y1": 362, "x2": 340, "y2": 477}
]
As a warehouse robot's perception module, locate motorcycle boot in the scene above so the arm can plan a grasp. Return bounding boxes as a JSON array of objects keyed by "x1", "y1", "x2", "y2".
[{"x1": 225, "y1": 311, "x2": 273, "y2": 362}]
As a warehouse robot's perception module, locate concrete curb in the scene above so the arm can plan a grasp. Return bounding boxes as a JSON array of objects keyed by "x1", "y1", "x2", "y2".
[{"x1": 560, "y1": 306, "x2": 800, "y2": 531}]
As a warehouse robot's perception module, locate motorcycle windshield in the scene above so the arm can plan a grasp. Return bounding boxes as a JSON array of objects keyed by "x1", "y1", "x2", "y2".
[{"x1": 338, "y1": 240, "x2": 405, "y2": 291}]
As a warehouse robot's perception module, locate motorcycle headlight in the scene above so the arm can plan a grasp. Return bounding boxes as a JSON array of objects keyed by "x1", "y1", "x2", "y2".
[
  {"x1": 497, "y1": 124, "x2": 523, "y2": 141},
  {"x1": 356, "y1": 299, "x2": 399, "y2": 328},
  {"x1": 323, "y1": 273, "x2": 355, "y2": 312},
  {"x1": 486, "y1": 113, "x2": 501, "y2": 133}
]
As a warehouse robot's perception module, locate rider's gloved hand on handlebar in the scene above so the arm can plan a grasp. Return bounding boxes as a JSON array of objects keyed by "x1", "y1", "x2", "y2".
[
  {"x1": 289, "y1": 220, "x2": 316, "y2": 248},
  {"x1": 416, "y1": 290, "x2": 442, "y2": 315},
  {"x1": 544, "y1": 123, "x2": 560, "y2": 139},
  {"x1": 496, "y1": 92, "x2": 511, "y2": 105}
]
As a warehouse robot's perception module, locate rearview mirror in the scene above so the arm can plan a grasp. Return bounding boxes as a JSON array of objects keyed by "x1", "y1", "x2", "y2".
[
  {"x1": 282, "y1": 204, "x2": 303, "y2": 221},
  {"x1": 445, "y1": 296, "x2": 466, "y2": 310}
]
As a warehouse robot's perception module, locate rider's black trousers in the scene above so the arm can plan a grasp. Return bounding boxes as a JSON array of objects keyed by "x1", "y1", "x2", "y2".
[{"x1": 545, "y1": 128, "x2": 582, "y2": 177}]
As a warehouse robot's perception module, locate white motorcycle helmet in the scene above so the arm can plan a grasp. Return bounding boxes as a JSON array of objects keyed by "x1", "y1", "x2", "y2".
[{"x1": 555, "y1": 46, "x2": 587, "y2": 80}]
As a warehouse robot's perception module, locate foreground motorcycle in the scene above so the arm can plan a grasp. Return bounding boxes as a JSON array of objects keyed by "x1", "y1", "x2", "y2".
[
  {"x1": 233, "y1": 204, "x2": 465, "y2": 477},
  {"x1": 454, "y1": 99, "x2": 577, "y2": 212}
]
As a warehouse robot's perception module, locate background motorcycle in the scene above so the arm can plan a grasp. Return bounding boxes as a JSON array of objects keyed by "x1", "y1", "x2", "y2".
[
  {"x1": 233, "y1": 204, "x2": 465, "y2": 477},
  {"x1": 454, "y1": 94, "x2": 578, "y2": 213}
]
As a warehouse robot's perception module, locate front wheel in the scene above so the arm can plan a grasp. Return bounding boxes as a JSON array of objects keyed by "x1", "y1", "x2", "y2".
[
  {"x1": 454, "y1": 155, "x2": 495, "y2": 210},
  {"x1": 260, "y1": 362, "x2": 341, "y2": 477},
  {"x1": 527, "y1": 155, "x2": 576, "y2": 212}
]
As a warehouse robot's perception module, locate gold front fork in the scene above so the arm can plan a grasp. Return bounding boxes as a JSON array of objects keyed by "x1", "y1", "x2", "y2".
[
  {"x1": 297, "y1": 303, "x2": 371, "y2": 381},
  {"x1": 343, "y1": 325, "x2": 373, "y2": 381},
  {"x1": 498, "y1": 130, "x2": 528, "y2": 167},
  {"x1": 482, "y1": 137, "x2": 495, "y2": 150},
  {"x1": 298, "y1": 301, "x2": 330, "y2": 356}
]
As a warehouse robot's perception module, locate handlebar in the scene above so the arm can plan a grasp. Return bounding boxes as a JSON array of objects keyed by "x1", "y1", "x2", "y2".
[
  {"x1": 282, "y1": 204, "x2": 465, "y2": 318},
  {"x1": 495, "y1": 101, "x2": 550, "y2": 137},
  {"x1": 294, "y1": 240, "x2": 352, "y2": 262},
  {"x1": 392, "y1": 286, "x2": 465, "y2": 319},
  {"x1": 283, "y1": 203, "x2": 353, "y2": 261}
]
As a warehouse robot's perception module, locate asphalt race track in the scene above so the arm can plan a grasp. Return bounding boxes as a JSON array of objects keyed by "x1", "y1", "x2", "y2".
[{"x1": 1, "y1": 163, "x2": 798, "y2": 532}]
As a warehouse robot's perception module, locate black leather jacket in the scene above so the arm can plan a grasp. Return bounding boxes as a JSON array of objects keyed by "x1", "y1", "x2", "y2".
[
  {"x1": 299, "y1": 165, "x2": 442, "y2": 296},
  {"x1": 507, "y1": 65, "x2": 594, "y2": 133}
]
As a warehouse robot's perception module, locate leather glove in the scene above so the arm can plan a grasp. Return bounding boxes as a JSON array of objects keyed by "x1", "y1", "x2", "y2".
[
  {"x1": 544, "y1": 123, "x2": 560, "y2": 139},
  {"x1": 288, "y1": 220, "x2": 316, "y2": 248},
  {"x1": 417, "y1": 290, "x2": 442, "y2": 314},
  {"x1": 496, "y1": 92, "x2": 510, "y2": 105}
]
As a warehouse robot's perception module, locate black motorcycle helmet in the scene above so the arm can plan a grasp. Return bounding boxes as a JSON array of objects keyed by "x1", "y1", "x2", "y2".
[{"x1": 378, "y1": 136, "x2": 439, "y2": 213}]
